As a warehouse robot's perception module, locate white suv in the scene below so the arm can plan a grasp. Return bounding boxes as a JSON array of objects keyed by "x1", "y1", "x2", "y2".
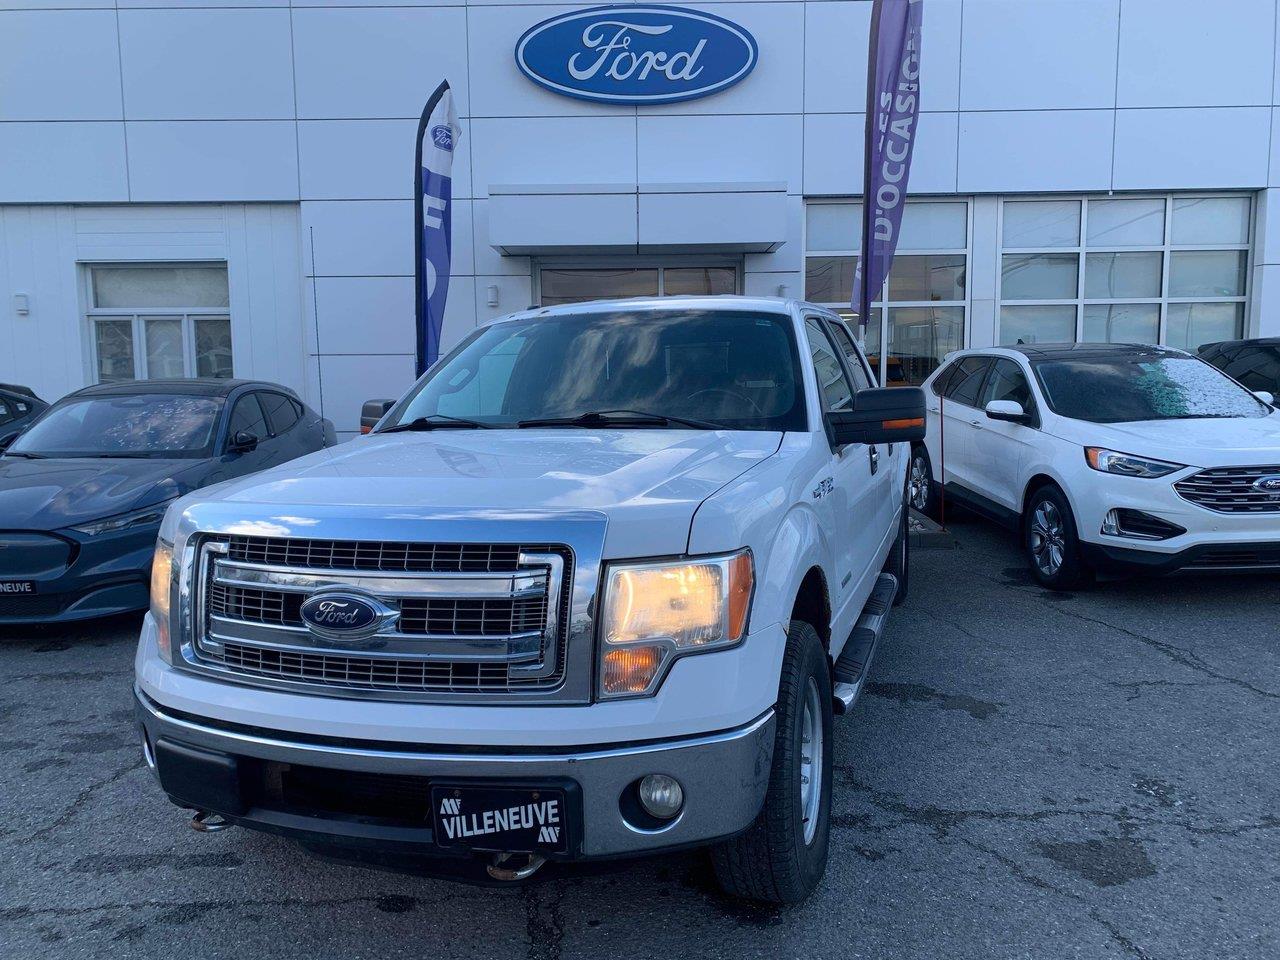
[{"x1": 910, "y1": 342, "x2": 1280, "y2": 588}]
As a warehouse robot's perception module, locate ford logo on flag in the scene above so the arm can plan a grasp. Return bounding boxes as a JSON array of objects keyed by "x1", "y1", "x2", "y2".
[
  {"x1": 516, "y1": 5, "x2": 758, "y2": 105},
  {"x1": 299, "y1": 591, "x2": 391, "y2": 640},
  {"x1": 430, "y1": 124, "x2": 454, "y2": 152}
]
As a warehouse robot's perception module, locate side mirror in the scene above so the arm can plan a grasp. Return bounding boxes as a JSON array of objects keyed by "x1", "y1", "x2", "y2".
[
  {"x1": 1252, "y1": 390, "x2": 1274, "y2": 406},
  {"x1": 361, "y1": 399, "x2": 395, "y2": 434},
  {"x1": 826, "y1": 387, "x2": 926, "y2": 446},
  {"x1": 985, "y1": 399, "x2": 1031, "y2": 424},
  {"x1": 229, "y1": 430, "x2": 259, "y2": 453}
]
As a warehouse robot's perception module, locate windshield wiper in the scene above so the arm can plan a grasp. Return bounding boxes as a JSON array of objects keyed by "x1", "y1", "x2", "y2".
[
  {"x1": 378, "y1": 414, "x2": 492, "y2": 433},
  {"x1": 517, "y1": 409, "x2": 720, "y2": 430},
  {"x1": 2, "y1": 451, "x2": 46, "y2": 459}
]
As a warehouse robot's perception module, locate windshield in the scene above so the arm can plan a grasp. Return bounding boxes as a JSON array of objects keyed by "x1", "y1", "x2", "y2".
[
  {"x1": 8, "y1": 394, "x2": 223, "y2": 457},
  {"x1": 387, "y1": 309, "x2": 806, "y2": 431},
  {"x1": 1032, "y1": 356, "x2": 1270, "y2": 424}
]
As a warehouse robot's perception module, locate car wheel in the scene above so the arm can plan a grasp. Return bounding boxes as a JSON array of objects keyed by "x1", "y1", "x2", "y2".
[
  {"x1": 908, "y1": 444, "x2": 939, "y2": 520},
  {"x1": 711, "y1": 619, "x2": 833, "y2": 904},
  {"x1": 883, "y1": 479, "x2": 910, "y2": 606},
  {"x1": 1024, "y1": 484, "x2": 1093, "y2": 590}
]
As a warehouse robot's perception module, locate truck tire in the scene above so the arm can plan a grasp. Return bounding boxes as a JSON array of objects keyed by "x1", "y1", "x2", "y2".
[
  {"x1": 1023, "y1": 483, "x2": 1094, "y2": 590},
  {"x1": 882, "y1": 478, "x2": 910, "y2": 607},
  {"x1": 711, "y1": 619, "x2": 833, "y2": 904}
]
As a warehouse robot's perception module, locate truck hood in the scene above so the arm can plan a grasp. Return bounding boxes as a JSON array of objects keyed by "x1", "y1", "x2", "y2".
[
  {"x1": 194, "y1": 429, "x2": 783, "y2": 557},
  {"x1": 1051, "y1": 412, "x2": 1280, "y2": 467},
  {"x1": 0, "y1": 456, "x2": 205, "y2": 530}
]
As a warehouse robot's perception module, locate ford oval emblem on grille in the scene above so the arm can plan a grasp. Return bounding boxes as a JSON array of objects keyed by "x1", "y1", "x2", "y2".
[
  {"x1": 299, "y1": 592, "x2": 390, "y2": 640},
  {"x1": 1253, "y1": 474, "x2": 1280, "y2": 497}
]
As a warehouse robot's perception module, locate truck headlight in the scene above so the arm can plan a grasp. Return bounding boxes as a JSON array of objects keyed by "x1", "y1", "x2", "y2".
[
  {"x1": 1084, "y1": 447, "x2": 1184, "y2": 479},
  {"x1": 599, "y1": 550, "x2": 753, "y2": 699},
  {"x1": 150, "y1": 538, "x2": 174, "y2": 661}
]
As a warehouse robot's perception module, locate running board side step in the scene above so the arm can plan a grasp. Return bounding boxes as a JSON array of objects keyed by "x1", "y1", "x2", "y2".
[{"x1": 832, "y1": 572, "x2": 897, "y2": 715}]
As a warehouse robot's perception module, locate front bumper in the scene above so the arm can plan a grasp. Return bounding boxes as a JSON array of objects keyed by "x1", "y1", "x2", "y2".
[
  {"x1": 0, "y1": 525, "x2": 155, "y2": 624},
  {"x1": 134, "y1": 687, "x2": 775, "y2": 860},
  {"x1": 1080, "y1": 539, "x2": 1280, "y2": 575}
]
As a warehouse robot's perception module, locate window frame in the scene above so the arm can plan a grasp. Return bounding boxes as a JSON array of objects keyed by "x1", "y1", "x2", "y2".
[
  {"x1": 802, "y1": 315, "x2": 857, "y2": 413},
  {"x1": 996, "y1": 193, "x2": 1253, "y2": 348},
  {"x1": 532, "y1": 256, "x2": 743, "y2": 306},
  {"x1": 803, "y1": 197, "x2": 973, "y2": 386},
  {"x1": 82, "y1": 261, "x2": 233, "y2": 383}
]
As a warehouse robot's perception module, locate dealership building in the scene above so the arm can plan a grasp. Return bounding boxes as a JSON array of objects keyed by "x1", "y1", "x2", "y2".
[{"x1": 2, "y1": 0, "x2": 1280, "y2": 438}]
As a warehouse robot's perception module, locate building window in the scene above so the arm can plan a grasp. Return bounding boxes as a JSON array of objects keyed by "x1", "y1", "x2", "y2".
[
  {"x1": 805, "y1": 200, "x2": 969, "y2": 385},
  {"x1": 998, "y1": 195, "x2": 1251, "y2": 351},
  {"x1": 537, "y1": 264, "x2": 738, "y2": 306},
  {"x1": 86, "y1": 263, "x2": 232, "y2": 382}
]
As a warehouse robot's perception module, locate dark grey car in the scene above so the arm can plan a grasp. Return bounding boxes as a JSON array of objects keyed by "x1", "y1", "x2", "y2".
[
  {"x1": 0, "y1": 383, "x2": 49, "y2": 452},
  {"x1": 0, "y1": 379, "x2": 335, "y2": 624}
]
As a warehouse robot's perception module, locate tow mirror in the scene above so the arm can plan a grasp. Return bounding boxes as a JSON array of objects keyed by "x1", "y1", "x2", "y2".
[
  {"x1": 1253, "y1": 390, "x2": 1274, "y2": 407},
  {"x1": 826, "y1": 387, "x2": 926, "y2": 446},
  {"x1": 361, "y1": 399, "x2": 395, "y2": 434},
  {"x1": 229, "y1": 430, "x2": 259, "y2": 453},
  {"x1": 985, "y1": 399, "x2": 1031, "y2": 424}
]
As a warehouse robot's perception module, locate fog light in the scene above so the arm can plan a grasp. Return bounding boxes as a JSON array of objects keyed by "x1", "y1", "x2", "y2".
[{"x1": 638, "y1": 774, "x2": 684, "y2": 820}]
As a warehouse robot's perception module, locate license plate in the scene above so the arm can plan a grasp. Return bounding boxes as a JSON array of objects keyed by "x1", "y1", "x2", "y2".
[
  {"x1": 0, "y1": 580, "x2": 36, "y2": 595},
  {"x1": 431, "y1": 785, "x2": 569, "y2": 854}
]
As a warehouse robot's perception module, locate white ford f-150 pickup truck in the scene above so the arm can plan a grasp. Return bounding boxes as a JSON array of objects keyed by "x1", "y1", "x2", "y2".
[{"x1": 135, "y1": 296, "x2": 925, "y2": 903}]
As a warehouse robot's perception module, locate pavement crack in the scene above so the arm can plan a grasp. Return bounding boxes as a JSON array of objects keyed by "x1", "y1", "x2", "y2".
[
  {"x1": 28, "y1": 758, "x2": 145, "y2": 842},
  {"x1": 524, "y1": 878, "x2": 566, "y2": 960}
]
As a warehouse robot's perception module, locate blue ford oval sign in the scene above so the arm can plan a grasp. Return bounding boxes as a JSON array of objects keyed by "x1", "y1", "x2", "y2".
[
  {"x1": 516, "y1": 5, "x2": 758, "y2": 105},
  {"x1": 1253, "y1": 474, "x2": 1280, "y2": 495},
  {"x1": 300, "y1": 592, "x2": 386, "y2": 640}
]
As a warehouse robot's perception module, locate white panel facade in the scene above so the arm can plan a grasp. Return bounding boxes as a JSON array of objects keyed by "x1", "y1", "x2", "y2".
[{"x1": 2, "y1": 0, "x2": 1280, "y2": 410}]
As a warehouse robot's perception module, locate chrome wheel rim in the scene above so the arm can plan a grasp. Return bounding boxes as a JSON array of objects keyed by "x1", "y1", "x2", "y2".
[
  {"x1": 799, "y1": 677, "x2": 823, "y2": 845},
  {"x1": 908, "y1": 454, "x2": 929, "y2": 511},
  {"x1": 1029, "y1": 500, "x2": 1066, "y2": 576}
]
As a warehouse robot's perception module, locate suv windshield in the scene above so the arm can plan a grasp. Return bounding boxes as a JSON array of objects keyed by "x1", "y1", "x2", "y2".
[
  {"x1": 1032, "y1": 356, "x2": 1269, "y2": 424},
  {"x1": 387, "y1": 309, "x2": 807, "y2": 432},
  {"x1": 7, "y1": 394, "x2": 222, "y2": 458}
]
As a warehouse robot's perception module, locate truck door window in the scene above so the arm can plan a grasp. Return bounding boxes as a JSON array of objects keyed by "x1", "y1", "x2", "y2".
[
  {"x1": 943, "y1": 357, "x2": 992, "y2": 408},
  {"x1": 0, "y1": 400, "x2": 10, "y2": 424},
  {"x1": 804, "y1": 318, "x2": 854, "y2": 411},
  {"x1": 825, "y1": 321, "x2": 874, "y2": 391}
]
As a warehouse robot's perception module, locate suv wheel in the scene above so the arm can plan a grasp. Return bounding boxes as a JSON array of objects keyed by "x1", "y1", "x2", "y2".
[
  {"x1": 908, "y1": 445, "x2": 938, "y2": 519},
  {"x1": 711, "y1": 619, "x2": 833, "y2": 904},
  {"x1": 1024, "y1": 484, "x2": 1093, "y2": 590}
]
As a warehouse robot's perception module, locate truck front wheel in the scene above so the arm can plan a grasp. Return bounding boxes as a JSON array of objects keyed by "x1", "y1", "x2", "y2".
[{"x1": 711, "y1": 619, "x2": 833, "y2": 904}]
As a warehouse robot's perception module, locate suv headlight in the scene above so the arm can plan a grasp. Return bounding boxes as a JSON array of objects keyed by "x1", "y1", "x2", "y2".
[
  {"x1": 150, "y1": 538, "x2": 175, "y2": 661},
  {"x1": 72, "y1": 498, "x2": 177, "y2": 536},
  {"x1": 598, "y1": 550, "x2": 753, "y2": 699},
  {"x1": 1084, "y1": 448, "x2": 1184, "y2": 479}
]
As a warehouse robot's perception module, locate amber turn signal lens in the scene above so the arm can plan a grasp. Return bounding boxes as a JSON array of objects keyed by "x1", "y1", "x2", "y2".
[
  {"x1": 150, "y1": 540, "x2": 174, "y2": 660},
  {"x1": 602, "y1": 645, "x2": 664, "y2": 696},
  {"x1": 725, "y1": 551, "x2": 752, "y2": 643}
]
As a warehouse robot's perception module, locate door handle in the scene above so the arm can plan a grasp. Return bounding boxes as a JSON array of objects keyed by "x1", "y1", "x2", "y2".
[{"x1": 868, "y1": 445, "x2": 880, "y2": 475}]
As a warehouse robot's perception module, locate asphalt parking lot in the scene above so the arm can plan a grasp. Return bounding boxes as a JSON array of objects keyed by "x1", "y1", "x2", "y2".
[{"x1": 2, "y1": 516, "x2": 1277, "y2": 960}]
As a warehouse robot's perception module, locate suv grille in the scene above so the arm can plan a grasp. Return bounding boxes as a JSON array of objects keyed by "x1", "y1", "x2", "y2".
[
  {"x1": 1174, "y1": 466, "x2": 1280, "y2": 513},
  {"x1": 192, "y1": 536, "x2": 573, "y2": 697}
]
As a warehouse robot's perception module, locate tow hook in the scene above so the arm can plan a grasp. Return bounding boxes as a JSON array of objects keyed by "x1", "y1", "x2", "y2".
[
  {"x1": 485, "y1": 852, "x2": 547, "y2": 881},
  {"x1": 190, "y1": 810, "x2": 233, "y2": 833}
]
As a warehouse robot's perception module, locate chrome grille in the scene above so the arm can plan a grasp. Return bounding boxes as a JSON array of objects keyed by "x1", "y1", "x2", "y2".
[
  {"x1": 1174, "y1": 466, "x2": 1280, "y2": 513},
  {"x1": 190, "y1": 536, "x2": 573, "y2": 697},
  {"x1": 207, "y1": 581, "x2": 548, "y2": 637},
  {"x1": 226, "y1": 536, "x2": 525, "y2": 573}
]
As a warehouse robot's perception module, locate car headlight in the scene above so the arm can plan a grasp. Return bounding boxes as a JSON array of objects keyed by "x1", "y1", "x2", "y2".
[
  {"x1": 150, "y1": 538, "x2": 175, "y2": 661},
  {"x1": 599, "y1": 550, "x2": 753, "y2": 700},
  {"x1": 71, "y1": 498, "x2": 177, "y2": 536},
  {"x1": 1084, "y1": 448, "x2": 1185, "y2": 479}
]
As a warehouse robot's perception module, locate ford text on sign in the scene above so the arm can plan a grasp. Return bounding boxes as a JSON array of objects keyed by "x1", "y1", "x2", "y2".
[{"x1": 516, "y1": 5, "x2": 758, "y2": 105}]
